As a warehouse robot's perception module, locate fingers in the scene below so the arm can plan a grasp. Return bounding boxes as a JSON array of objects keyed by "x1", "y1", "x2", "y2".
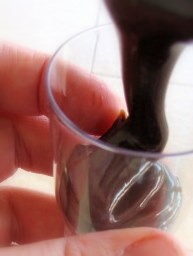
[
  {"x1": 0, "y1": 115, "x2": 52, "y2": 179},
  {"x1": 0, "y1": 187, "x2": 187, "y2": 255},
  {"x1": 0, "y1": 117, "x2": 15, "y2": 181},
  {"x1": 0, "y1": 43, "x2": 125, "y2": 178},
  {"x1": 0, "y1": 43, "x2": 48, "y2": 116},
  {"x1": 0, "y1": 187, "x2": 65, "y2": 246},
  {"x1": 1, "y1": 105, "x2": 123, "y2": 179},
  {"x1": 0, "y1": 228, "x2": 187, "y2": 256},
  {"x1": 13, "y1": 116, "x2": 52, "y2": 175},
  {"x1": 0, "y1": 43, "x2": 124, "y2": 134},
  {"x1": 51, "y1": 64, "x2": 125, "y2": 134}
]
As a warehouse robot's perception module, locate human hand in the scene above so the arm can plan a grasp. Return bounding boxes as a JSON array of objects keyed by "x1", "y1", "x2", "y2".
[{"x1": 0, "y1": 43, "x2": 188, "y2": 255}]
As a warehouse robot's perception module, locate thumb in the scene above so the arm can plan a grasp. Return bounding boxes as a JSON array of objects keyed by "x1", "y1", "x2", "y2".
[{"x1": 0, "y1": 228, "x2": 187, "y2": 256}]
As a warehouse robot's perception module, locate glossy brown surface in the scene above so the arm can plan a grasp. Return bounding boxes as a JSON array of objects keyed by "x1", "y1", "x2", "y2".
[
  {"x1": 103, "y1": 0, "x2": 193, "y2": 151},
  {"x1": 87, "y1": 0, "x2": 193, "y2": 230}
]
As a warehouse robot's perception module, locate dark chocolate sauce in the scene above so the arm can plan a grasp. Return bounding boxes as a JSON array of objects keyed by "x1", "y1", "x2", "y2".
[
  {"x1": 88, "y1": 1, "x2": 193, "y2": 230},
  {"x1": 58, "y1": 1, "x2": 193, "y2": 233},
  {"x1": 103, "y1": 0, "x2": 193, "y2": 151}
]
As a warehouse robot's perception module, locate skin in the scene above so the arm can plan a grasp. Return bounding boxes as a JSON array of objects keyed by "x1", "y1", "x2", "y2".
[{"x1": 0, "y1": 43, "x2": 188, "y2": 255}]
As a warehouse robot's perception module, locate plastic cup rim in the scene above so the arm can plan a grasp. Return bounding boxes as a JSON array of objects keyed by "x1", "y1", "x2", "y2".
[{"x1": 45, "y1": 24, "x2": 193, "y2": 159}]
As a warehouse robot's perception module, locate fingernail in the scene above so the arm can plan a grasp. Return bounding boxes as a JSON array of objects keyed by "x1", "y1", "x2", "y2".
[{"x1": 124, "y1": 237, "x2": 182, "y2": 256}]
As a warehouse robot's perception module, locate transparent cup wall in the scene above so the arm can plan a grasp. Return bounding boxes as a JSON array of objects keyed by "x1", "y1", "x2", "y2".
[{"x1": 46, "y1": 26, "x2": 193, "y2": 250}]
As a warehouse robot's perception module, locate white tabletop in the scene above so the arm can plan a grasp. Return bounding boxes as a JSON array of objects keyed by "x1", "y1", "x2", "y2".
[{"x1": 0, "y1": 0, "x2": 110, "y2": 52}]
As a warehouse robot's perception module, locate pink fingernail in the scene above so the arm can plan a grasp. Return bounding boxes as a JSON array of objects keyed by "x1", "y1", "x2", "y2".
[{"x1": 124, "y1": 237, "x2": 181, "y2": 256}]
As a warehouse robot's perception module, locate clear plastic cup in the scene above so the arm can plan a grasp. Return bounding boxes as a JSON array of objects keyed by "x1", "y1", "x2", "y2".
[{"x1": 46, "y1": 25, "x2": 193, "y2": 251}]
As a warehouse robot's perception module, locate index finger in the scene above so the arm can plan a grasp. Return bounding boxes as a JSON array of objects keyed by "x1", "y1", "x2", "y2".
[
  {"x1": 0, "y1": 43, "x2": 125, "y2": 177},
  {"x1": 0, "y1": 43, "x2": 124, "y2": 134},
  {"x1": 0, "y1": 43, "x2": 48, "y2": 116}
]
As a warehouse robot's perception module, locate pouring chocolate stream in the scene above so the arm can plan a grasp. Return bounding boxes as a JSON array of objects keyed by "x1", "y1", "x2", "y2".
[
  {"x1": 102, "y1": 0, "x2": 193, "y2": 151},
  {"x1": 60, "y1": 1, "x2": 193, "y2": 233},
  {"x1": 88, "y1": 1, "x2": 193, "y2": 231}
]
